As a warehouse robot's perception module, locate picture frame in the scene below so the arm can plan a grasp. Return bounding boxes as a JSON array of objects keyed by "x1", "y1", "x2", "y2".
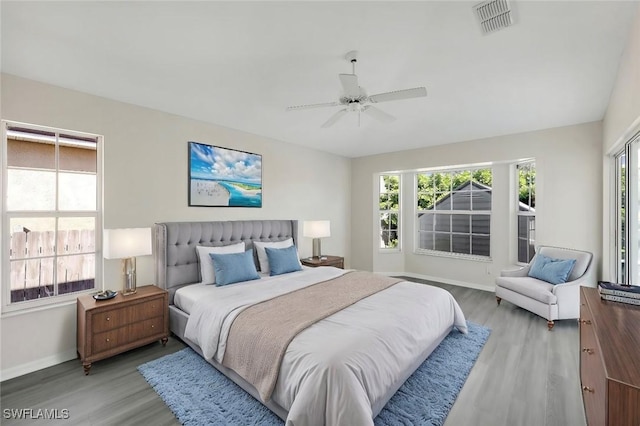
[{"x1": 188, "y1": 141, "x2": 262, "y2": 207}]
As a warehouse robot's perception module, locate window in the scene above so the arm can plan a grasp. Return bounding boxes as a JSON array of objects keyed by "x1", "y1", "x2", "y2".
[
  {"x1": 614, "y1": 131, "x2": 640, "y2": 285},
  {"x1": 416, "y1": 168, "x2": 492, "y2": 257},
  {"x1": 378, "y1": 174, "x2": 400, "y2": 250},
  {"x1": 517, "y1": 161, "x2": 536, "y2": 263},
  {"x1": 614, "y1": 134, "x2": 640, "y2": 285},
  {"x1": 2, "y1": 121, "x2": 102, "y2": 310},
  {"x1": 615, "y1": 151, "x2": 626, "y2": 283}
]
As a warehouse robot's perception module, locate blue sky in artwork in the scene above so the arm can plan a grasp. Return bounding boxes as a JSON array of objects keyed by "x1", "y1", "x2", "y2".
[{"x1": 190, "y1": 142, "x2": 262, "y2": 185}]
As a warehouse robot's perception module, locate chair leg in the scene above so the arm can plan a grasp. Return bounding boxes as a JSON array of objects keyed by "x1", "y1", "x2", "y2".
[
  {"x1": 547, "y1": 320, "x2": 554, "y2": 331},
  {"x1": 496, "y1": 296, "x2": 502, "y2": 305}
]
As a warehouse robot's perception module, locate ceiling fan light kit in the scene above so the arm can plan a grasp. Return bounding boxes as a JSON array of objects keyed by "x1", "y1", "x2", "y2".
[{"x1": 286, "y1": 51, "x2": 427, "y2": 128}]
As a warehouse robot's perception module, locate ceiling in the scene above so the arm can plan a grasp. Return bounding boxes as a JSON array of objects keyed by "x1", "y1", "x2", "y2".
[{"x1": 1, "y1": 1, "x2": 637, "y2": 158}]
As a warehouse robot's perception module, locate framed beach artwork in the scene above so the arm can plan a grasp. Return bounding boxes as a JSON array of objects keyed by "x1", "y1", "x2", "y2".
[{"x1": 188, "y1": 142, "x2": 262, "y2": 207}]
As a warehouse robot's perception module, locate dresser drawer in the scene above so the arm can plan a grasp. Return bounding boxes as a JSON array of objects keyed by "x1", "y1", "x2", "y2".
[
  {"x1": 580, "y1": 317, "x2": 606, "y2": 426},
  {"x1": 579, "y1": 287, "x2": 640, "y2": 426}
]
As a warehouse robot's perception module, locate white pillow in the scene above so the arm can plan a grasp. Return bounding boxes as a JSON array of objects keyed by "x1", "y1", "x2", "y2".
[
  {"x1": 196, "y1": 242, "x2": 245, "y2": 284},
  {"x1": 253, "y1": 238, "x2": 296, "y2": 273}
]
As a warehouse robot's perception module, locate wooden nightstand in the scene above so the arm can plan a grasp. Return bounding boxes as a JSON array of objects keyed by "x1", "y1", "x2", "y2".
[
  {"x1": 77, "y1": 285, "x2": 169, "y2": 375},
  {"x1": 301, "y1": 255, "x2": 344, "y2": 269}
]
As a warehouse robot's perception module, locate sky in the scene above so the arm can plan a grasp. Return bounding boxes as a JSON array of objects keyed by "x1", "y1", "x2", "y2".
[{"x1": 189, "y1": 142, "x2": 262, "y2": 185}]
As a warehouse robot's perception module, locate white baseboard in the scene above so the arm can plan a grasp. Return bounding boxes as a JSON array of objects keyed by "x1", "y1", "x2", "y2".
[
  {"x1": 1, "y1": 349, "x2": 77, "y2": 382},
  {"x1": 377, "y1": 271, "x2": 495, "y2": 293}
]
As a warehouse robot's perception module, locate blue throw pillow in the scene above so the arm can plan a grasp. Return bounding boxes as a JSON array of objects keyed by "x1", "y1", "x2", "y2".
[
  {"x1": 528, "y1": 253, "x2": 576, "y2": 285},
  {"x1": 265, "y1": 245, "x2": 302, "y2": 276},
  {"x1": 210, "y1": 250, "x2": 260, "y2": 286}
]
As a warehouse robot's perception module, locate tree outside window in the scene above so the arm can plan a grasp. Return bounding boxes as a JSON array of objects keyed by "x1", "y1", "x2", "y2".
[{"x1": 379, "y1": 174, "x2": 400, "y2": 249}]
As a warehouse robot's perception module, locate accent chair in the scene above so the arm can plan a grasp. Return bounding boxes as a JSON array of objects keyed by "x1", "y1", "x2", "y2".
[{"x1": 495, "y1": 245, "x2": 594, "y2": 330}]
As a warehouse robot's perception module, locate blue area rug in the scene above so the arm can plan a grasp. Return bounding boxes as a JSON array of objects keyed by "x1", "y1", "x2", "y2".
[{"x1": 138, "y1": 321, "x2": 490, "y2": 426}]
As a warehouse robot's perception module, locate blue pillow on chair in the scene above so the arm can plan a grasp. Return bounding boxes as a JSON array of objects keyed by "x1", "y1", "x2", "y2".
[
  {"x1": 210, "y1": 250, "x2": 260, "y2": 286},
  {"x1": 528, "y1": 253, "x2": 576, "y2": 285},
  {"x1": 265, "y1": 245, "x2": 302, "y2": 276}
]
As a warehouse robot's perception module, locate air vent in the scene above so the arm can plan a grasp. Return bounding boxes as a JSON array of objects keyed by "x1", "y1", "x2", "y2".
[{"x1": 474, "y1": 0, "x2": 514, "y2": 34}]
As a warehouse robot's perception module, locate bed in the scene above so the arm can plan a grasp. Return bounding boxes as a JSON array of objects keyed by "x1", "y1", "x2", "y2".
[{"x1": 154, "y1": 219, "x2": 467, "y2": 426}]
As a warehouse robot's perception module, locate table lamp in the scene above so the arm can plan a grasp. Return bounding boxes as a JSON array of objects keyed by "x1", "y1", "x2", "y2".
[
  {"x1": 103, "y1": 228, "x2": 152, "y2": 295},
  {"x1": 303, "y1": 220, "x2": 331, "y2": 259}
]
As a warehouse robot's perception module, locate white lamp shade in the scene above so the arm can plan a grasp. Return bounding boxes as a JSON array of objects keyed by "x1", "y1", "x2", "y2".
[
  {"x1": 303, "y1": 220, "x2": 331, "y2": 238},
  {"x1": 103, "y1": 228, "x2": 152, "y2": 259}
]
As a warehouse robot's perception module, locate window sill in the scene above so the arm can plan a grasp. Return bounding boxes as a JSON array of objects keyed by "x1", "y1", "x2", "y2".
[
  {"x1": 1, "y1": 289, "x2": 96, "y2": 318},
  {"x1": 379, "y1": 248, "x2": 401, "y2": 254},
  {"x1": 413, "y1": 249, "x2": 492, "y2": 263}
]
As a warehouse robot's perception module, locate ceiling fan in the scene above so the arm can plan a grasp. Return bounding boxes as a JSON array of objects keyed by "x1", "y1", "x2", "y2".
[{"x1": 286, "y1": 51, "x2": 427, "y2": 128}]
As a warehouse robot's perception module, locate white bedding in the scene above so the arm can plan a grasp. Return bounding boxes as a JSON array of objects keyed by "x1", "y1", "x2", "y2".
[
  {"x1": 183, "y1": 267, "x2": 467, "y2": 426},
  {"x1": 174, "y1": 272, "x2": 279, "y2": 314}
]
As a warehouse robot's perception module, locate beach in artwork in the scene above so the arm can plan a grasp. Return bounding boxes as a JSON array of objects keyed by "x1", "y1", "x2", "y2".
[
  {"x1": 190, "y1": 179, "x2": 261, "y2": 207},
  {"x1": 189, "y1": 143, "x2": 262, "y2": 207}
]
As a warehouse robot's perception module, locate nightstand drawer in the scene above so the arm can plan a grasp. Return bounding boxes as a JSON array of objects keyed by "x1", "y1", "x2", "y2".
[
  {"x1": 93, "y1": 328, "x2": 126, "y2": 354},
  {"x1": 92, "y1": 307, "x2": 128, "y2": 333},
  {"x1": 91, "y1": 297, "x2": 164, "y2": 333},
  {"x1": 131, "y1": 297, "x2": 165, "y2": 323},
  {"x1": 130, "y1": 317, "x2": 165, "y2": 340}
]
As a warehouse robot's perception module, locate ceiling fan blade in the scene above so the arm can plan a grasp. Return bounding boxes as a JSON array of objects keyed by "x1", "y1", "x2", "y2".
[
  {"x1": 368, "y1": 87, "x2": 427, "y2": 104},
  {"x1": 321, "y1": 109, "x2": 348, "y2": 128},
  {"x1": 286, "y1": 101, "x2": 340, "y2": 111},
  {"x1": 339, "y1": 74, "x2": 360, "y2": 99},
  {"x1": 363, "y1": 105, "x2": 396, "y2": 123}
]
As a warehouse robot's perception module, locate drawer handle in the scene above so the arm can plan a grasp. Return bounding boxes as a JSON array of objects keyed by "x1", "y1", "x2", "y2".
[
  {"x1": 106, "y1": 338, "x2": 110, "y2": 342},
  {"x1": 151, "y1": 325, "x2": 155, "y2": 328},
  {"x1": 581, "y1": 348, "x2": 594, "y2": 355},
  {"x1": 579, "y1": 319, "x2": 591, "y2": 325},
  {"x1": 106, "y1": 317, "x2": 110, "y2": 321},
  {"x1": 582, "y1": 386, "x2": 594, "y2": 393}
]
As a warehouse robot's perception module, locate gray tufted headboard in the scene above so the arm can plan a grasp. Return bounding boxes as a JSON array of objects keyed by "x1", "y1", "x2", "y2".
[{"x1": 154, "y1": 220, "x2": 298, "y2": 304}]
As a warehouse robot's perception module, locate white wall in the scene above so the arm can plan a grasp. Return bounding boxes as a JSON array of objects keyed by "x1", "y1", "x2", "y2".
[
  {"x1": 603, "y1": 6, "x2": 640, "y2": 153},
  {"x1": 602, "y1": 6, "x2": 640, "y2": 280},
  {"x1": 0, "y1": 74, "x2": 351, "y2": 379},
  {"x1": 352, "y1": 122, "x2": 603, "y2": 291}
]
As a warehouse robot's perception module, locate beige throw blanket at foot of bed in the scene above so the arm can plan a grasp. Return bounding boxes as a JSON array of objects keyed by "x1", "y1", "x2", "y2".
[{"x1": 222, "y1": 270, "x2": 402, "y2": 402}]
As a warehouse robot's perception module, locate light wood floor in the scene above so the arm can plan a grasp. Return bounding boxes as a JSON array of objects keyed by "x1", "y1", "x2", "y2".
[{"x1": 1, "y1": 280, "x2": 586, "y2": 426}]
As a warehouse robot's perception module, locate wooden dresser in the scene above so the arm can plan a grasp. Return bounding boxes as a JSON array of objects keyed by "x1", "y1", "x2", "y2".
[
  {"x1": 580, "y1": 287, "x2": 640, "y2": 425},
  {"x1": 77, "y1": 285, "x2": 169, "y2": 374}
]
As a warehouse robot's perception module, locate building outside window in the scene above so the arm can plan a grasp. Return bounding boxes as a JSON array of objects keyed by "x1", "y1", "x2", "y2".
[
  {"x1": 517, "y1": 161, "x2": 536, "y2": 263},
  {"x1": 378, "y1": 174, "x2": 400, "y2": 250},
  {"x1": 2, "y1": 121, "x2": 102, "y2": 311},
  {"x1": 416, "y1": 168, "x2": 492, "y2": 257}
]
